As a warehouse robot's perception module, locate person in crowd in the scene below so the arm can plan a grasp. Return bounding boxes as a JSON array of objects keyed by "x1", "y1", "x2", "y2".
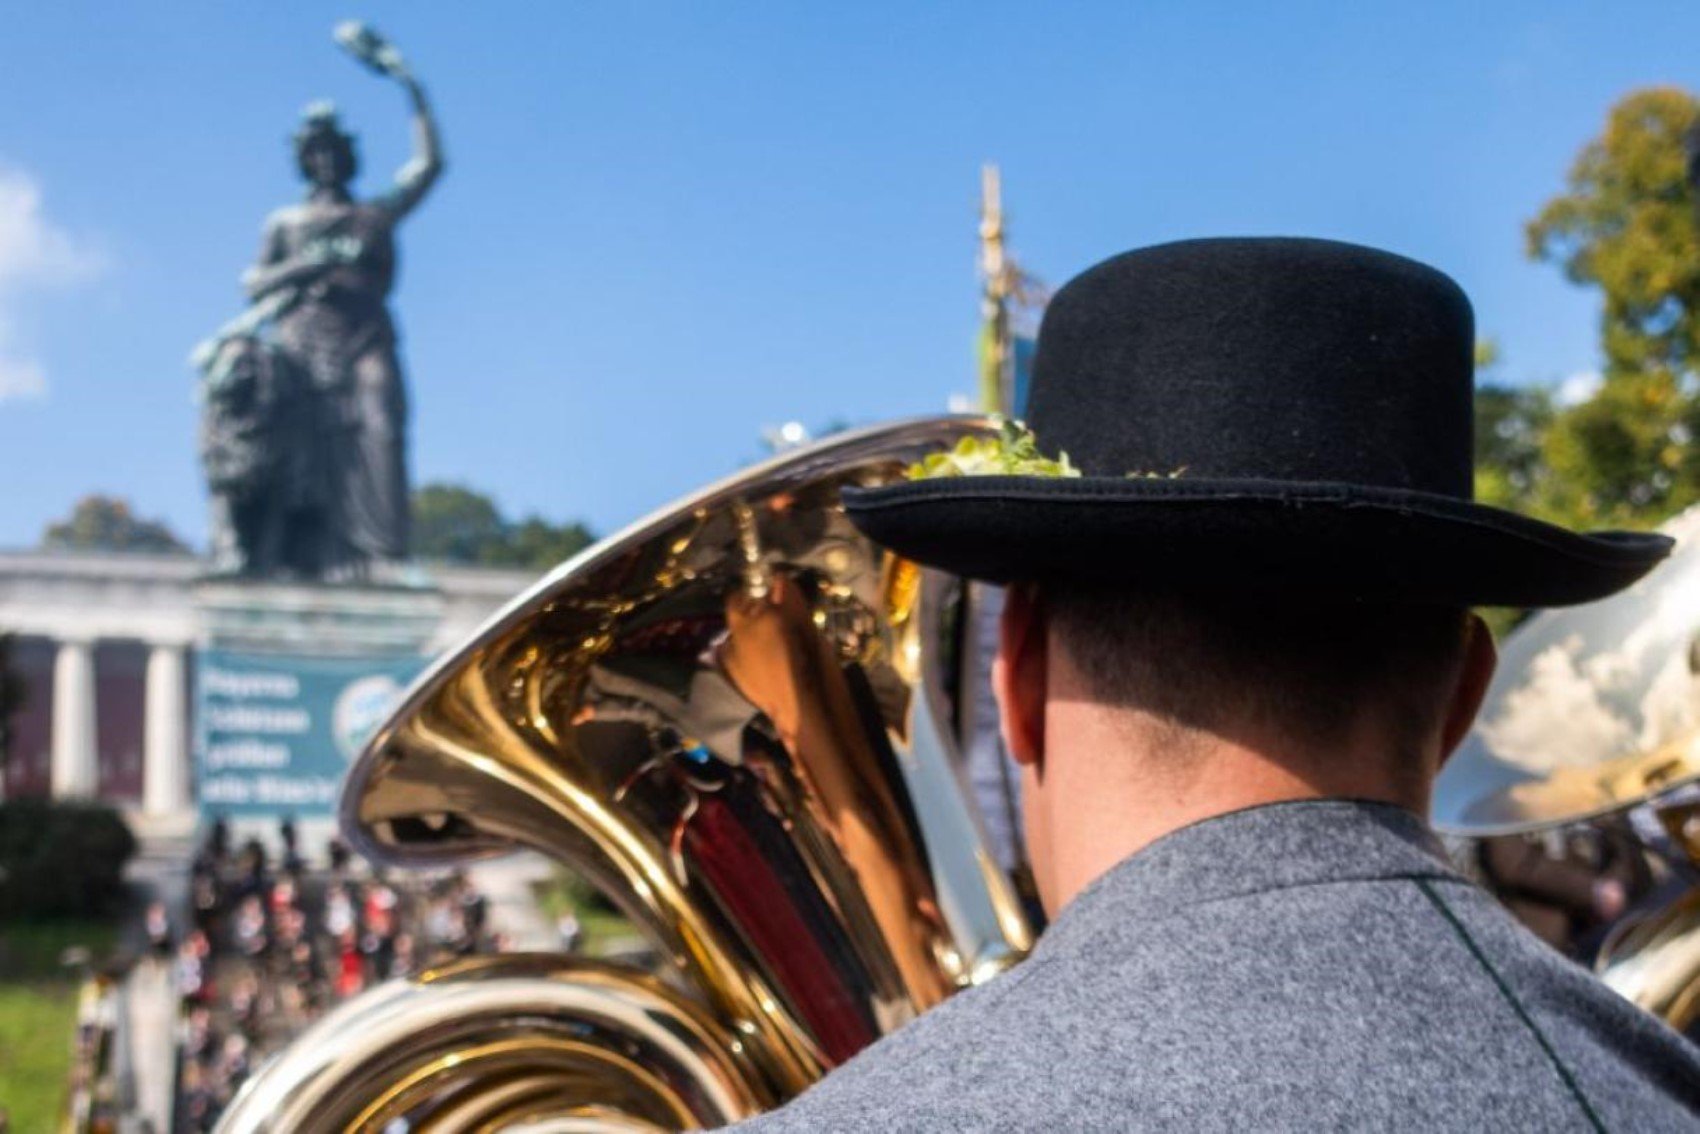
[
  {"x1": 176, "y1": 931, "x2": 212, "y2": 1005},
  {"x1": 335, "y1": 927, "x2": 366, "y2": 1000},
  {"x1": 327, "y1": 836, "x2": 351, "y2": 877},
  {"x1": 227, "y1": 970, "x2": 263, "y2": 1034},
  {"x1": 208, "y1": 815, "x2": 231, "y2": 863},
  {"x1": 218, "y1": 1033, "x2": 251, "y2": 1093},
  {"x1": 556, "y1": 910, "x2": 583, "y2": 953},
  {"x1": 279, "y1": 815, "x2": 304, "y2": 875},
  {"x1": 269, "y1": 874, "x2": 299, "y2": 919},
  {"x1": 456, "y1": 870, "x2": 489, "y2": 942},
  {"x1": 424, "y1": 887, "x2": 457, "y2": 950},
  {"x1": 323, "y1": 879, "x2": 356, "y2": 941},
  {"x1": 231, "y1": 895, "x2": 268, "y2": 958},
  {"x1": 190, "y1": 864, "x2": 222, "y2": 938},
  {"x1": 144, "y1": 900, "x2": 174, "y2": 957},
  {"x1": 362, "y1": 876, "x2": 400, "y2": 974},
  {"x1": 180, "y1": 1061, "x2": 216, "y2": 1132},
  {"x1": 389, "y1": 931, "x2": 416, "y2": 979},
  {"x1": 182, "y1": 1004, "x2": 218, "y2": 1064},
  {"x1": 235, "y1": 837, "x2": 270, "y2": 902}
]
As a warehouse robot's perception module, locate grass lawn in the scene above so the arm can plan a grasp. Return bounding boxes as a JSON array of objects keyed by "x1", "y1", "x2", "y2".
[
  {"x1": 531, "y1": 868, "x2": 642, "y2": 955},
  {"x1": 0, "y1": 981, "x2": 78, "y2": 1131},
  {"x1": 0, "y1": 918, "x2": 119, "y2": 1131}
]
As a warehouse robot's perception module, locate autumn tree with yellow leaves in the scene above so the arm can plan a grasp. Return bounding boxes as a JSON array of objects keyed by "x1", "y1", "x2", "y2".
[{"x1": 1524, "y1": 86, "x2": 1700, "y2": 528}]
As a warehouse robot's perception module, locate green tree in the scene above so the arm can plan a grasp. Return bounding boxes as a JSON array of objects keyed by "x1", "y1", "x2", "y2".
[
  {"x1": 485, "y1": 515, "x2": 595, "y2": 569},
  {"x1": 1471, "y1": 341, "x2": 1559, "y2": 637},
  {"x1": 1475, "y1": 382, "x2": 1556, "y2": 516},
  {"x1": 41, "y1": 495, "x2": 190, "y2": 554},
  {"x1": 1526, "y1": 86, "x2": 1700, "y2": 527},
  {"x1": 1471, "y1": 338, "x2": 1557, "y2": 515},
  {"x1": 411, "y1": 483, "x2": 595, "y2": 571},
  {"x1": 411, "y1": 483, "x2": 508, "y2": 564},
  {"x1": 0, "y1": 800, "x2": 137, "y2": 917}
]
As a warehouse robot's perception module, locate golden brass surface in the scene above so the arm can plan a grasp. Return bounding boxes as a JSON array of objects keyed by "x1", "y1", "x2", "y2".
[
  {"x1": 223, "y1": 417, "x2": 1034, "y2": 1132},
  {"x1": 215, "y1": 955, "x2": 769, "y2": 1133},
  {"x1": 1434, "y1": 506, "x2": 1700, "y2": 836},
  {"x1": 1598, "y1": 887, "x2": 1700, "y2": 1033},
  {"x1": 1654, "y1": 798, "x2": 1700, "y2": 866},
  {"x1": 1428, "y1": 499, "x2": 1700, "y2": 1033},
  {"x1": 1453, "y1": 741, "x2": 1700, "y2": 837}
]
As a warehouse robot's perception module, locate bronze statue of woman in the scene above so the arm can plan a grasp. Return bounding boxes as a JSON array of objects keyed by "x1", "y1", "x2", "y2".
[{"x1": 212, "y1": 23, "x2": 443, "y2": 581}]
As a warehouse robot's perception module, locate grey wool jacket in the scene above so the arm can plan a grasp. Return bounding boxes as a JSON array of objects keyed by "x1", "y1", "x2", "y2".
[{"x1": 733, "y1": 800, "x2": 1700, "y2": 1132}]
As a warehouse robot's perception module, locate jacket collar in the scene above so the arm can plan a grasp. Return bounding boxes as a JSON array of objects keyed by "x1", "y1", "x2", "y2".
[{"x1": 1031, "y1": 799, "x2": 1461, "y2": 962}]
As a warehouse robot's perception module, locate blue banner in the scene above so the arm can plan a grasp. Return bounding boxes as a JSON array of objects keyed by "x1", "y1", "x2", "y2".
[
  {"x1": 1011, "y1": 334, "x2": 1037, "y2": 416},
  {"x1": 195, "y1": 650, "x2": 426, "y2": 818}
]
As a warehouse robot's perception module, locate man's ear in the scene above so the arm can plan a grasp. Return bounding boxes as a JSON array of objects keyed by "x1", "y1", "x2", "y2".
[
  {"x1": 1439, "y1": 612, "x2": 1497, "y2": 766},
  {"x1": 993, "y1": 583, "x2": 1048, "y2": 772}
]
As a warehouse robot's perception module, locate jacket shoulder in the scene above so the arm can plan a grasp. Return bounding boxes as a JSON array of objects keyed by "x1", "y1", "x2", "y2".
[
  {"x1": 732, "y1": 875, "x2": 1700, "y2": 1131},
  {"x1": 731, "y1": 960, "x2": 1046, "y2": 1132}
]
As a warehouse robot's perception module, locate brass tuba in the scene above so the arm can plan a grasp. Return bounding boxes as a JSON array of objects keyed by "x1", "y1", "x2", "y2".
[
  {"x1": 1434, "y1": 503, "x2": 1700, "y2": 1039},
  {"x1": 1595, "y1": 797, "x2": 1700, "y2": 1034},
  {"x1": 218, "y1": 416, "x2": 1034, "y2": 1132}
]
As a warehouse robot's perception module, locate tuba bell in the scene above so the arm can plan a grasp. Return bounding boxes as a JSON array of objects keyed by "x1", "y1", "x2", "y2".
[
  {"x1": 1434, "y1": 503, "x2": 1700, "y2": 1039},
  {"x1": 217, "y1": 416, "x2": 1035, "y2": 1132}
]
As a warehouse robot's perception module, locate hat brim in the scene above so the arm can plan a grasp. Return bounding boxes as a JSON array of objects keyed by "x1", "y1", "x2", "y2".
[{"x1": 842, "y1": 476, "x2": 1673, "y2": 607}]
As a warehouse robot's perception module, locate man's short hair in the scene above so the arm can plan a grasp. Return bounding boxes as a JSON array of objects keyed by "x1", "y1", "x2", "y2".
[{"x1": 1044, "y1": 584, "x2": 1471, "y2": 766}]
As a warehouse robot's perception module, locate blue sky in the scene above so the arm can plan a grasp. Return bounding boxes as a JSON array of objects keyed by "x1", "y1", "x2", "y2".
[{"x1": 0, "y1": 3, "x2": 1695, "y2": 549}]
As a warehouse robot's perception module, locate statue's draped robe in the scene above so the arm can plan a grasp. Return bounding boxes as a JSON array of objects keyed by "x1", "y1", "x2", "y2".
[{"x1": 257, "y1": 197, "x2": 410, "y2": 575}]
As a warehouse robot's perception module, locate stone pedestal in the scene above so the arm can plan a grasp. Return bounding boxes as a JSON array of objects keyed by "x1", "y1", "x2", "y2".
[
  {"x1": 192, "y1": 577, "x2": 446, "y2": 853},
  {"x1": 194, "y1": 576, "x2": 445, "y2": 658}
]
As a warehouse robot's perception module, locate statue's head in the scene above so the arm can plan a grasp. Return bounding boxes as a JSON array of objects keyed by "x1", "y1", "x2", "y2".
[{"x1": 293, "y1": 101, "x2": 359, "y2": 190}]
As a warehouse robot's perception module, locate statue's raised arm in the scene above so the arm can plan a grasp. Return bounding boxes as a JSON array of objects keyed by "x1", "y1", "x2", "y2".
[{"x1": 335, "y1": 21, "x2": 444, "y2": 221}]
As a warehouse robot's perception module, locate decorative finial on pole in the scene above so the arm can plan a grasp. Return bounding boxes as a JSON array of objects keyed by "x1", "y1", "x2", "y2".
[
  {"x1": 980, "y1": 164, "x2": 1009, "y2": 303},
  {"x1": 975, "y1": 166, "x2": 1046, "y2": 416}
]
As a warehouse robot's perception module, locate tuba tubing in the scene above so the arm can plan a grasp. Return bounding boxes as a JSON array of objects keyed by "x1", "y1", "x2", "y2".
[
  {"x1": 221, "y1": 416, "x2": 1034, "y2": 1132},
  {"x1": 214, "y1": 955, "x2": 774, "y2": 1132}
]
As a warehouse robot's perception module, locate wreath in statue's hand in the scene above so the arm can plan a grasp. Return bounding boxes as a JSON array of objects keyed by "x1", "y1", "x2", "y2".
[{"x1": 334, "y1": 22, "x2": 411, "y2": 83}]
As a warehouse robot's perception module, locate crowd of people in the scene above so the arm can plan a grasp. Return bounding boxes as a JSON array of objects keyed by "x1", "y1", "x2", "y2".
[{"x1": 166, "y1": 818, "x2": 506, "y2": 1132}]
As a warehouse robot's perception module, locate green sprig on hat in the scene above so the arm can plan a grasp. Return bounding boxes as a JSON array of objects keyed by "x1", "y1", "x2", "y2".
[{"x1": 906, "y1": 419, "x2": 1080, "y2": 480}]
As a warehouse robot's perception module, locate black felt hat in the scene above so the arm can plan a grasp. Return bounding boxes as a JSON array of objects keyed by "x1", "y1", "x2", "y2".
[{"x1": 844, "y1": 238, "x2": 1672, "y2": 606}]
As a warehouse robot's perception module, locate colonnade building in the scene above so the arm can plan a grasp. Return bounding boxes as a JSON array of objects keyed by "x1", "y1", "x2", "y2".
[{"x1": 0, "y1": 549, "x2": 533, "y2": 836}]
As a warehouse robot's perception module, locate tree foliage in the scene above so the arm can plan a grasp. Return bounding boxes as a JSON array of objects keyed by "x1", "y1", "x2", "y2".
[
  {"x1": 0, "y1": 800, "x2": 137, "y2": 918},
  {"x1": 1474, "y1": 379, "x2": 1555, "y2": 516},
  {"x1": 41, "y1": 495, "x2": 190, "y2": 555},
  {"x1": 494, "y1": 515, "x2": 598, "y2": 570},
  {"x1": 412, "y1": 483, "x2": 594, "y2": 570},
  {"x1": 409, "y1": 484, "x2": 506, "y2": 564},
  {"x1": 1525, "y1": 86, "x2": 1700, "y2": 528}
]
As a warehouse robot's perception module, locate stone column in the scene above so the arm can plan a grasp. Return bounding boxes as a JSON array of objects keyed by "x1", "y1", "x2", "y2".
[
  {"x1": 51, "y1": 636, "x2": 98, "y2": 798},
  {"x1": 143, "y1": 642, "x2": 190, "y2": 816}
]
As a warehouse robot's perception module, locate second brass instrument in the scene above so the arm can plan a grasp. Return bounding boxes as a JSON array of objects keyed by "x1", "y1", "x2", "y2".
[{"x1": 1436, "y1": 505, "x2": 1700, "y2": 1035}]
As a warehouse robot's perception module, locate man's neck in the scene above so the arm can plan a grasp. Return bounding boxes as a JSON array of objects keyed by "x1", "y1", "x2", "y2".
[{"x1": 1034, "y1": 709, "x2": 1431, "y2": 914}]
